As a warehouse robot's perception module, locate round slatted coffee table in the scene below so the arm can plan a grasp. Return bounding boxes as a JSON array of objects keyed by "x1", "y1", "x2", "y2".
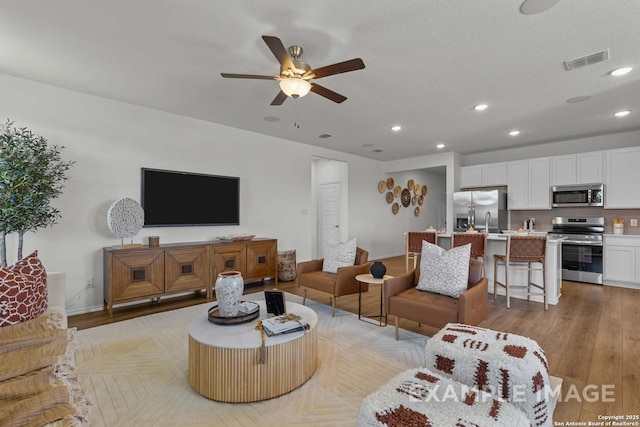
[{"x1": 188, "y1": 301, "x2": 318, "y2": 402}]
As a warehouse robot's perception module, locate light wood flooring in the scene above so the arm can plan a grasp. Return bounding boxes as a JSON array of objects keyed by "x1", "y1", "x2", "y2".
[{"x1": 69, "y1": 255, "x2": 640, "y2": 422}]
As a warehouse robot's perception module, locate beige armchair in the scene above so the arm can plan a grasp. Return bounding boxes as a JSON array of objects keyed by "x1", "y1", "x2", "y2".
[{"x1": 297, "y1": 247, "x2": 371, "y2": 316}]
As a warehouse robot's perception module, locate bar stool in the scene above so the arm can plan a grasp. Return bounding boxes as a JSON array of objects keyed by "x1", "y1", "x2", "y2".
[
  {"x1": 405, "y1": 231, "x2": 437, "y2": 272},
  {"x1": 493, "y1": 235, "x2": 548, "y2": 310},
  {"x1": 451, "y1": 232, "x2": 488, "y2": 276}
]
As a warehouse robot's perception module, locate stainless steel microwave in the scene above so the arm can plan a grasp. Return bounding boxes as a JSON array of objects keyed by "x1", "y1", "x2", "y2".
[{"x1": 551, "y1": 184, "x2": 604, "y2": 207}]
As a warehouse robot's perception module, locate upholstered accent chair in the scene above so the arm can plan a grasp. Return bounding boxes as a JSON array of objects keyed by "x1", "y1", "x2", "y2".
[
  {"x1": 297, "y1": 247, "x2": 371, "y2": 316},
  {"x1": 405, "y1": 231, "x2": 437, "y2": 272},
  {"x1": 383, "y1": 258, "x2": 488, "y2": 339}
]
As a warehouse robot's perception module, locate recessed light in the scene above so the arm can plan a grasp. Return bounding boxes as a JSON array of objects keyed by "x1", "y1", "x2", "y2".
[
  {"x1": 614, "y1": 110, "x2": 631, "y2": 118},
  {"x1": 391, "y1": 125, "x2": 402, "y2": 132},
  {"x1": 566, "y1": 95, "x2": 592, "y2": 104},
  {"x1": 509, "y1": 130, "x2": 521, "y2": 136},
  {"x1": 610, "y1": 67, "x2": 632, "y2": 76},
  {"x1": 436, "y1": 143, "x2": 445, "y2": 149},
  {"x1": 474, "y1": 104, "x2": 488, "y2": 111}
]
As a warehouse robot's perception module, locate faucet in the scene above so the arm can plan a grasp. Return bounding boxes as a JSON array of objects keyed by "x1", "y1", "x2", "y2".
[{"x1": 485, "y1": 211, "x2": 491, "y2": 233}]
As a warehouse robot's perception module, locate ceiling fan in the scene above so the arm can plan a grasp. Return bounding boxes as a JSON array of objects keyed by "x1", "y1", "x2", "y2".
[{"x1": 220, "y1": 35, "x2": 365, "y2": 105}]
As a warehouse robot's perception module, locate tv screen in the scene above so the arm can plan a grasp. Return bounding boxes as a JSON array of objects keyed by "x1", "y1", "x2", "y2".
[{"x1": 141, "y1": 168, "x2": 239, "y2": 227}]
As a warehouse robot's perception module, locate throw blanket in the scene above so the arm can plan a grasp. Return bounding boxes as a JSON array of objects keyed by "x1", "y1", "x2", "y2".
[{"x1": 0, "y1": 314, "x2": 91, "y2": 427}]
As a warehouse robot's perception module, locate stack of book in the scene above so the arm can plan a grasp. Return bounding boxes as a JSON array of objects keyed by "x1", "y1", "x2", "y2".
[{"x1": 261, "y1": 313, "x2": 309, "y2": 337}]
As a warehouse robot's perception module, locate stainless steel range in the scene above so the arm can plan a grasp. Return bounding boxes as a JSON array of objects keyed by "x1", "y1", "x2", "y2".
[{"x1": 549, "y1": 217, "x2": 604, "y2": 285}]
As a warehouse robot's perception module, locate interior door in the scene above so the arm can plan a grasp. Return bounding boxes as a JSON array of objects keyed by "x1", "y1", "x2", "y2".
[{"x1": 318, "y1": 181, "x2": 341, "y2": 258}]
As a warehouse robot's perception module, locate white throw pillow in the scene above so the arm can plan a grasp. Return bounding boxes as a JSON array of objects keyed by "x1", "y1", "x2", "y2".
[
  {"x1": 322, "y1": 238, "x2": 357, "y2": 274},
  {"x1": 416, "y1": 241, "x2": 470, "y2": 298}
]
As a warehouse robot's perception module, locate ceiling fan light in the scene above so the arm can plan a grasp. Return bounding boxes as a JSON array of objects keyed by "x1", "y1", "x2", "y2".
[{"x1": 279, "y1": 78, "x2": 312, "y2": 98}]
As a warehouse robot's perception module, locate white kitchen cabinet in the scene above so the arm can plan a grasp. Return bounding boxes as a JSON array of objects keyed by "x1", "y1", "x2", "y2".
[
  {"x1": 550, "y1": 151, "x2": 603, "y2": 185},
  {"x1": 460, "y1": 162, "x2": 507, "y2": 188},
  {"x1": 528, "y1": 157, "x2": 551, "y2": 209},
  {"x1": 507, "y1": 158, "x2": 550, "y2": 210},
  {"x1": 604, "y1": 236, "x2": 640, "y2": 284},
  {"x1": 482, "y1": 162, "x2": 508, "y2": 187},
  {"x1": 577, "y1": 151, "x2": 603, "y2": 184},
  {"x1": 507, "y1": 160, "x2": 528, "y2": 209},
  {"x1": 550, "y1": 155, "x2": 577, "y2": 185},
  {"x1": 460, "y1": 165, "x2": 482, "y2": 188},
  {"x1": 605, "y1": 147, "x2": 640, "y2": 208}
]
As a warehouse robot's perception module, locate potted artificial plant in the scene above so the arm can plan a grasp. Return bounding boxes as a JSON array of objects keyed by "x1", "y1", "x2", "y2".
[{"x1": 0, "y1": 120, "x2": 74, "y2": 266}]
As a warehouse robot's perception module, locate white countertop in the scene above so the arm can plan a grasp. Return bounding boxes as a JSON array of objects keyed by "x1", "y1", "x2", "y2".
[
  {"x1": 436, "y1": 232, "x2": 562, "y2": 244},
  {"x1": 604, "y1": 233, "x2": 640, "y2": 238}
]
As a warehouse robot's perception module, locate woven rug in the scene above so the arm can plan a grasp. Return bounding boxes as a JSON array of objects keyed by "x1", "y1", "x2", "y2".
[{"x1": 74, "y1": 294, "x2": 426, "y2": 426}]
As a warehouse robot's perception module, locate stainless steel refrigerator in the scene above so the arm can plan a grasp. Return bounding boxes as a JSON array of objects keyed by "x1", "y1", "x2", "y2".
[{"x1": 453, "y1": 189, "x2": 507, "y2": 233}]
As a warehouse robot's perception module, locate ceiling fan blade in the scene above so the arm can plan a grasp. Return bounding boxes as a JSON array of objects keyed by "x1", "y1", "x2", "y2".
[
  {"x1": 262, "y1": 35, "x2": 295, "y2": 72},
  {"x1": 270, "y1": 90, "x2": 288, "y2": 106},
  {"x1": 307, "y1": 58, "x2": 365, "y2": 79},
  {"x1": 220, "y1": 73, "x2": 277, "y2": 80},
  {"x1": 310, "y1": 83, "x2": 347, "y2": 103}
]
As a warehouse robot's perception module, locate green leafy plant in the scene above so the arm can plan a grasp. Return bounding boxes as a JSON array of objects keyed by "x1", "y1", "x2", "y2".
[{"x1": 0, "y1": 120, "x2": 74, "y2": 266}]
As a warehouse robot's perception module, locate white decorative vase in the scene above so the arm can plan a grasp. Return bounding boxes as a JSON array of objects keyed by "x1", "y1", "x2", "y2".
[{"x1": 215, "y1": 271, "x2": 244, "y2": 317}]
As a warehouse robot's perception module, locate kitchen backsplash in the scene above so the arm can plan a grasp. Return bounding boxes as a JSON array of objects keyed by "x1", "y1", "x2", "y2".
[{"x1": 509, "y1": 207, "x2": 640, "y2": 234}]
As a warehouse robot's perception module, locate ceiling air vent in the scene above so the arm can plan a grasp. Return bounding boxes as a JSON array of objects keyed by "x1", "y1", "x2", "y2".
[
  {"x1": 318, "y1": 133, "x2": 334, "y2": 139},
  {"x1": 564, "y1": 49, "x2": 609, "y2": 71}
]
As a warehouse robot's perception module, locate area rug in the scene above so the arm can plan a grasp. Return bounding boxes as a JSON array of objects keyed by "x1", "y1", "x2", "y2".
[{"x1": 74, "y1": 294, "x2": 426, "y2": 426}]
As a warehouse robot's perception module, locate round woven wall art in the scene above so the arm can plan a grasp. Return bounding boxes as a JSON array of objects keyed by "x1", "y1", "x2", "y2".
[{"x1": 107, "y1": 198, "x2": 145, "y2": 239}]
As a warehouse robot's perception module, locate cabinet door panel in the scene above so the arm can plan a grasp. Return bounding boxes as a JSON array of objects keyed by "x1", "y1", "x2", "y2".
[
  {"x1": 550, "y1": 155, "x2": 576, "y2": 185},
  {"x1": 482, "y1": 163, "x2": 507, "y2": 186},
  {"x1": 165, "y1": 246, "x2": 209, "y2": 293},
  {"x1": 528, "y1": 157, "x2": 550, "y2": 209},
  {"x1": 605, "y1": 147, "x2": 640, "y2": 208},
  {"x1": 245, "y1": 241, "x2": 277, "y2": 281},
  {"x1": 110, "y1": 250, "x2": 164, "y2": 301},
  {"x1": 604, "y1": 246, "x2": 636, "y2": 283},
  {"x1": 507, "y1": 160, "x2": 528, "y2": 209},
  {"x1": 211, "y1": 244, "x2": 246, "y2": 279},
  {"x1": 576, "y1": 151, "x2": 602, "y2": 184},
  {"x1": 460, "y1": 165, "x2": 482, "y2": 188}
]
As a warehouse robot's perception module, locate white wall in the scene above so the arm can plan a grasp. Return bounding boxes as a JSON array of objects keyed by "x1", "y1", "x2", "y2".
[{"x1": 0, "y1": 74, "x2": 397, "y2": 314}]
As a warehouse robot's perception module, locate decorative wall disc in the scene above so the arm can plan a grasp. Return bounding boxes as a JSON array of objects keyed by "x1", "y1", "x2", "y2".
[
  {"x1": 421, "y1": 185, "x2": 428, "y2": 196},
  {"x1": 392, "y1": 202, "x2": 399, "y2": 215},
  {"x1": 394, "y1": 185, "x2": 401, "y2": 197},
  {"x1": 412, "y1": 196, "x2": 417, "y2": 206},
  {"x1": 418, "y1": 195, "x2": 424, "y2": 205},
  {"x1": 414, "y1": 207, "x2": 420, "y2": 217},
  {"x1": 378, "y1": 181, "x2": 386, "y2": 193},
  {"x1": 386, "y1": 177, "x2": 394, "y2": 190},
  {"x1": 407, "y1": 179, "x2": 414, "y2": 189},
  {"x1": 414, "y1": 183, "x2": 420, "y2": 195},
  {"x1": 107, "y1": 198, "x2": 144, "y2": 238},
  {"x1": 401, "y1": 188, "x2": 411, "y2": 207},
  {"x1": 386, "y1": 192, "x2": 394, "y2": 203}
]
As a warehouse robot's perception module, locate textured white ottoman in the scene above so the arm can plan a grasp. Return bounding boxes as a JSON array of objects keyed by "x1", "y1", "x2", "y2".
[
  {"x1": 356, "y1": 368, "x2": 530, "y2": 426},
  {"x1": 424, "y1": 323, "x2": 555, "y2": 427}
]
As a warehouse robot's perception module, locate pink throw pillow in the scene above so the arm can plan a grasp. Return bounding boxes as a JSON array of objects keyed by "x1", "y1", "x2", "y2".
[{"x1": 0, "y1": 251, "x2": 48, "y2": 327}]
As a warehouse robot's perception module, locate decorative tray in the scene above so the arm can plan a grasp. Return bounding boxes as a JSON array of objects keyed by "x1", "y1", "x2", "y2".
[
  {"x1": 216, "y1": 234, "x2": 256, "y2": 242},
  {"x1": 208, "y1": 301, "x2": 260, "y2": 325}
]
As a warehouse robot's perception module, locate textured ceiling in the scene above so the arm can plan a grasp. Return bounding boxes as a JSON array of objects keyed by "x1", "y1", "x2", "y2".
[{"x1": 1, "y1": 0, "x2": 639, "y2": 161}]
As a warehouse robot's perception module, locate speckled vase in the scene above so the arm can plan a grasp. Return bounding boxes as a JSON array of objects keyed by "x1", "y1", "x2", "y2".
[{"x1": 215, "y1": 271, "x2": 244, "y2": 317}]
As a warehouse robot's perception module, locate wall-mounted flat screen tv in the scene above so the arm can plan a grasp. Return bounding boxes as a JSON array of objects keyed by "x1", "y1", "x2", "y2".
[{"x1": 141, "y1": 168, "x2": 239, "y2": 227}]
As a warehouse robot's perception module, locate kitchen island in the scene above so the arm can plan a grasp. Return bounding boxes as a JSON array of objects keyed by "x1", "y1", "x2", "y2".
[{"x1": 438, "y1": 233, "x2": 563, "y2": 305}]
